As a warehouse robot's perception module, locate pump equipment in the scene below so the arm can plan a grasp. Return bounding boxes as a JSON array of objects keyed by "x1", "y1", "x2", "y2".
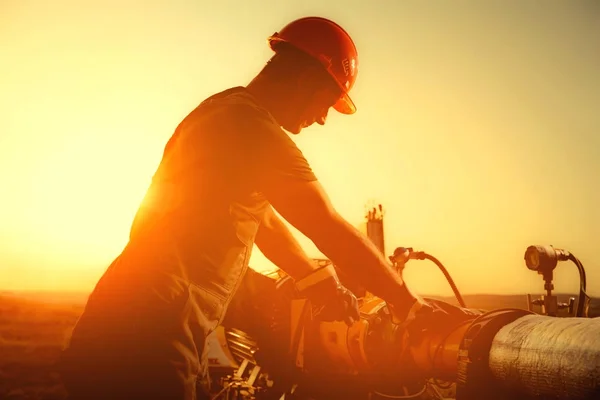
[{"x1": 205, "y1": 243, "x2": 599, "y2": 400}]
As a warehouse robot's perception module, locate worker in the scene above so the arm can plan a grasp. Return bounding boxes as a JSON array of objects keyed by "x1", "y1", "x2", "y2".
[{"x1": 59, "y1": 16, "x2": 444, "y2": 400}]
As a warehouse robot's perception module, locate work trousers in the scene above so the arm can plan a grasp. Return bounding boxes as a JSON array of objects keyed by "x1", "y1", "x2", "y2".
[{"x1": 59, "y1": 257, "x2": 219, "y2": 400}]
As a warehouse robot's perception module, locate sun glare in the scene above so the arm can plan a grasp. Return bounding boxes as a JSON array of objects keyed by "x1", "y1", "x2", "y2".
[{"x1": 24, "y1": 133, "x2": 155, "y2": 257}]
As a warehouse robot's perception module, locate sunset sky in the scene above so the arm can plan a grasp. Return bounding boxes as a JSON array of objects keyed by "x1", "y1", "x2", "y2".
[{"x1": 1, "y1": 1, "x2": 598, "y2": 298}]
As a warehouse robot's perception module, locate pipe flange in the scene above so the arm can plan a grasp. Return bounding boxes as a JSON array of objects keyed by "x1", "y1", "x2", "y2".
[{"x1": 456, "y1": 309, "x2": 533, "y2": 400}]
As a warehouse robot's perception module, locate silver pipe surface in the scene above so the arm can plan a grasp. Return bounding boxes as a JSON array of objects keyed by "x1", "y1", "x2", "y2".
[{"x1": 488, "y1": 315, "x2": 600, "y2": 399}]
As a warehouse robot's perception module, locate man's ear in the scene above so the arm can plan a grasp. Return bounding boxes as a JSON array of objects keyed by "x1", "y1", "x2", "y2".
[{"x1": 296, "y1": 65, "x2": 322, "y2": 92}]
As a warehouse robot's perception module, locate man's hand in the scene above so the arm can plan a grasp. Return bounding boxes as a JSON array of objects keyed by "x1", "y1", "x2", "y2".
[
  {"x1": 387, "y1": 297, "x2": 482, "y2": 345},
  {"x1": 264, "y1": 180, "x2": 419, "y2": 315},
  {"x1": 254, "y1": 206, "x2": 359, "y2": 325},
  {"x1": 294, "y1": 263, "x2": 360, "y2": 327}
]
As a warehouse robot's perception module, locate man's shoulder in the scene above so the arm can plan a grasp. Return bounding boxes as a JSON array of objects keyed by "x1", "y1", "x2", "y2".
[
  {"x1": 176, "y1": 87, "x2": 301, "y2": 158},
  {"x1": 195, "y1": 87, "x2": 277, "y2": 127}
]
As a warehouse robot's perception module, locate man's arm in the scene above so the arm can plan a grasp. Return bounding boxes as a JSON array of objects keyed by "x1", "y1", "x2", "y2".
[
  {"x1": 255, "y1": 203, "x2": 360, "y2": 326},
  {"x1": 225, "y1": 104, "x2": 416, "y2": 315},
  {"x1": 254, "y1": 205, "x2": 319, "y2": 280},
  {"x1": 264, "y1": 180, "x2": 418, "y2": 313}
]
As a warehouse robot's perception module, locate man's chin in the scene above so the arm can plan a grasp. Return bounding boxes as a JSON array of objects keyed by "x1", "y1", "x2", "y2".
[{"x1": 281, "y1": 123, "x2": 303, "y2": 135}]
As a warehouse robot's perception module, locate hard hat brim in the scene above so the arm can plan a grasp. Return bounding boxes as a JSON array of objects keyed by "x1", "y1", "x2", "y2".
[{"x1": 334, "y1": 92, "x2": 356, "y2": 115}]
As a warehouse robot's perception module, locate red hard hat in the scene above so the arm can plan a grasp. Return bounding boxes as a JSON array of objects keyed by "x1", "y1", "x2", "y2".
[{"x1": 268, "y1": 17, "x2": 358, "y2": 115}]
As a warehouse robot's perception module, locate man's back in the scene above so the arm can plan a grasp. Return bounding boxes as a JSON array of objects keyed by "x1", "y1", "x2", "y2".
[{"x1": 60, "y1": 87, "x2": 317, "y2": 399}]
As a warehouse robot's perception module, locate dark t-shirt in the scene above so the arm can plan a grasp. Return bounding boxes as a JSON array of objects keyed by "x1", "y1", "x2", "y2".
[
  {"x1": 63, "y1": 87, "x2": 317, "y2": 387},
  {"x1": 102, "y1": 87, "x2": 315, "y2": 318},
  {"x1": 142, "y1": 87, "x2": 315, "y2": 274}
]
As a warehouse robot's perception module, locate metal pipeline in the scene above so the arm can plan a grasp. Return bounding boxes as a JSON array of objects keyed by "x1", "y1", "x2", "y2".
[
  {"x1": 487, "y1": 315, "x2": 600, "y2": 400},
  {"x1": 408, "y1": 318, "x2": 475, "y2": 380},
  {"x1": 454, "y1": 310, "x2": 600, "y2": 400}
]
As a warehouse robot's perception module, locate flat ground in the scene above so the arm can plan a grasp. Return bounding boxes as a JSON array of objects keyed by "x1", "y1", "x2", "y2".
[
  {"x1": 0, "y1": 291, "x2": 597, "y2": 400},
  {"x1": 0, "y1": 293, "x2": 83, "y2": 400}
]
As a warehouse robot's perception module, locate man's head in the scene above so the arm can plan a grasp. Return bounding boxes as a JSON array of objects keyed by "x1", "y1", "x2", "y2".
[{"x1": 247, "y1": 17, "x2": 359, "y2": 134}]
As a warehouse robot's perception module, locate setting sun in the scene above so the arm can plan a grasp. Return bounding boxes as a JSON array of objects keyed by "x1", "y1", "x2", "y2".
[
  {"x1": 1, "y1": 1, "x2": 598, "y2": 297},
  {"x1": 1, "y1": 3, "x2": 599, "y2": 400},
  {"x1": 23, "y1": 132, "x2": 152, "y2": 251}
]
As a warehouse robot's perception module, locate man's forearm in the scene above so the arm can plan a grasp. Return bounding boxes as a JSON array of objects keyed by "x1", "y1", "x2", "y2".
[
  {"x1": 312, "y1": 214, "x2": 415, "y2": 307},
  {"x1": 255, "y1": 209, "x2": 319, "y2": 280}
]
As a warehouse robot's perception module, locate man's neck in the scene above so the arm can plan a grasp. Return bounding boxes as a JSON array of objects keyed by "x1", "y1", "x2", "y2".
[{"x1": 245, "y1": 76, "x2": 291, "y2": 127}]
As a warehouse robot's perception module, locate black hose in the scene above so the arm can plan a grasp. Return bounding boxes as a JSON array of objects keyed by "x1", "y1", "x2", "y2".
[
  {"x1": 568, "y1": 253, "x2": 589, "y2": 317},
  {"x1": 422, "y1": 253, "x2": 467, "y2": 308}
]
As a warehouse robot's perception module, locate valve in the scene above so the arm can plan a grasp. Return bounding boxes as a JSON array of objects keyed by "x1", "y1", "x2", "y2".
[
  {"x1": 389, "y1": 247, "x2": 466, "y2": 308},
  {"x1": 528, "y1": 295, "x2": 576, "y2": 317}
]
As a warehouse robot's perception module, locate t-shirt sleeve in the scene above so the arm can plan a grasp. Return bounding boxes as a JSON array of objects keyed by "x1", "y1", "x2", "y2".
[{"x1": 228, "y1": 104, "x2": 318, "y2": 192}]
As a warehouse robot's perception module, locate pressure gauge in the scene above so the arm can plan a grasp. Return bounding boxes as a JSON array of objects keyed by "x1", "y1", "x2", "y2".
[{"x1": 524, "y1": 245, "x2": 558, "y2": 272}]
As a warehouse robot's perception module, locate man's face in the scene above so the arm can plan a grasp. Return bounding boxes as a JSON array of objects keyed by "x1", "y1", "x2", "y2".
[{"x1": 282, "y1": 69, "x2": 343, "y2": 134}]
